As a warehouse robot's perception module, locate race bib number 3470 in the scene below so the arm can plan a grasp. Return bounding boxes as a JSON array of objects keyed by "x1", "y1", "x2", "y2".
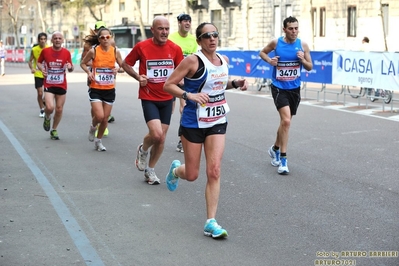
[{"x1": 276, "y1": 61, "x2": 300, "y2": 81}]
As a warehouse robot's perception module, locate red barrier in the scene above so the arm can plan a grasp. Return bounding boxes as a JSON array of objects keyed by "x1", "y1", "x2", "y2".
[
  {"x1": 5, "y1": 49, "x2": 13, "y2": 62},
  {"x1": 15, "y1": 49, "x2": 25, "y2": 62},
  {"x1": 5, "y1": 49, "x2": 25, "y2": 62}
]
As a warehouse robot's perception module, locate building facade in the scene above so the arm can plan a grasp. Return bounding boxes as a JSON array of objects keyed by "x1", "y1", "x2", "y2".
[{"x1": 0, "y1": 0, "x2": 398, "y2": 52}]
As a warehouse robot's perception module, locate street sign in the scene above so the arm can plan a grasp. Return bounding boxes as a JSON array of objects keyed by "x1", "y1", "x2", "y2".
[
  {"x1": 131, "y1": 26, "x2": 137, "y2": 35},
  {"x1": 21, "y1": 25, "x2": 27, "y2": 35},
  {"x1": 72, "y1": 25, "x2": 79, "y2": 37}
]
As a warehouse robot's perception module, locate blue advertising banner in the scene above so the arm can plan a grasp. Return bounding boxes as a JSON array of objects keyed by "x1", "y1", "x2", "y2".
[
  {"x1": 218, "y1": 50, "x2": 333, "y2": 84},
  {"x1": 217, "y1": 50, "x2": 273, "y2": 78},
  {"x1": 301, "y1": 51, "x2": 333, "y2": 84}
]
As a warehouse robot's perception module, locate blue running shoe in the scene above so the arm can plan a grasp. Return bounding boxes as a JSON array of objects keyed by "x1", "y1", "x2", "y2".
[
  {"x1": 166, "y1": 160, "x2": 181, "y2": 191},
  {"x1": 278, "y1": 157, "x2": 289, "y2": 175},
  {"x1": 204, "y1": 219, "x2": 228, "y2": 239},
  {"x1": 268, "y1": 145, "x2": 281, "y2": 166}
]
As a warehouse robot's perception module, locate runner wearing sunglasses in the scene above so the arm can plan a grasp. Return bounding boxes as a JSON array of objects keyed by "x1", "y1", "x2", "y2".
[
  {"x1": 164, "y1": 22, "x2": 248, "y2": 239},
  {"x1": 82, "y1": 21, "x2": 117, "y2": 129},
  {"x1": 81, "y1": 28, "x2": 123, "y2": 151}
]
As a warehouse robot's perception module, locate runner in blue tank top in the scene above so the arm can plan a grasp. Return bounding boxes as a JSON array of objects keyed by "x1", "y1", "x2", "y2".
[
  {"x1": 164, "y1": 22, "x2": 248, "y2": 239},
  {"x1": 259, "y1": 16, "x2": 313, "y2": 175}
]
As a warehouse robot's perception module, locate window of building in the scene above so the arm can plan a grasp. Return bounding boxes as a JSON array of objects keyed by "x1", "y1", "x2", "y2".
[
  {"x1": 274, "y1": 5, "x2": 281, "y2": 38},
  {"x1": 319, "y1": 7, "x2": 326, "y2": 37},
  {"x1": 228, "y1": 8, "x2": 234, "y2": 37},
  {"x1": 248, "y1": 6, "x2": 254, "y2": 39},
  {"x1": 311, "y1": 7, "x2": 317, "y2": 37},
  {"x1": 119, "y1": 0, "x2": 125, "y2": 12},
  {"x1": 382, "y1": 3, "x2": 389, "y2": 35},
  {"x1": 285, "y1": 4, "x2": 292, "y2": 18},
  {"x1": 211, "y1": 10, "x2": 222, "y2": 46},
  {"x1": 347, "y1": 6, "x2": 356, "y2": 37},
  {"x1": 198, "y1": 10, "x2": 203, "y2": 29}
]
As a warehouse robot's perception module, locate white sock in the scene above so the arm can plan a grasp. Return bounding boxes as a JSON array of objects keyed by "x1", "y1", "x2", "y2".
[{"x1": 172, "y1": 168, "x2": 179, "y2": 178}]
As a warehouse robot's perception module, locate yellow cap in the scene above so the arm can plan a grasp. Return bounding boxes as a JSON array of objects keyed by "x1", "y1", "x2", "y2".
[{"x1": 94, "y1": 21, "x2": 106, "y2": 30}]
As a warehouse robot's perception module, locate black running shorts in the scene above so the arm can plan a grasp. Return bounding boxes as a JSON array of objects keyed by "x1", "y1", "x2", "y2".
[
  {"x1": 141, "y1": 99, "x2": 173, "y2": 124},
  {"x1": 271, "y1": 84, "x2": 301, "y2": 116},
  {"x1": 34, "y1": 77, "x2": 44, "y2": 89},
  {"x1": 88, "y1": 88, "x2": 116, "y2": 105},
  {"x1": 179, "y1": 122, "x2": 227, "y2": 144},
  {"x1": 44, "y1": 87, "x2": 67, "y2": 95}
]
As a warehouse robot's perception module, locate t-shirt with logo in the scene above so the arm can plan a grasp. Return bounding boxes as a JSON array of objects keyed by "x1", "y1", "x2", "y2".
[
  {"x1": 124, "y1": 38, "x2": 184, "y2": 101},
  {"x1": 38, "y1": 47, "x2": 72, "y2": 90}
]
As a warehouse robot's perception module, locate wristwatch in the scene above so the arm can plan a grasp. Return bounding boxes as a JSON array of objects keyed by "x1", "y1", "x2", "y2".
[{"x1": 182, "y1": 91, "x2": 188, "y2": 100}]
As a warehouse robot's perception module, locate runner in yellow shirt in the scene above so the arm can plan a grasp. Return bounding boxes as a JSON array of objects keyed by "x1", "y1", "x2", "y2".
[{"x1": 28, "y1": 32, "x2": 48, "y2": 117}]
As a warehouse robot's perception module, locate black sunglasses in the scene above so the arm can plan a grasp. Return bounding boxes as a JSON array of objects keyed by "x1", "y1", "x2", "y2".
[{"x1": 198, "y1": 31, "x2": 219, "y2": 39}]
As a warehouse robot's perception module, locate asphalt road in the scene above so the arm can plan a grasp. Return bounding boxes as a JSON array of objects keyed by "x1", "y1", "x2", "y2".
[{"x1": 1, "y1": 65, "x2": 399, "y2": 266}]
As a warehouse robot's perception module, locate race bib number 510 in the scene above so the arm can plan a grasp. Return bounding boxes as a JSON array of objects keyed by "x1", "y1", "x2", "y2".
[{"x1": 146, "y1": 59, "x2": 174, "y2": 83}]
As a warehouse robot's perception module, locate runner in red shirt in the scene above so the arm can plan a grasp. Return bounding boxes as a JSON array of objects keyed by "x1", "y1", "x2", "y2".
[
  {"x1": 37, "y1": 31, "x2": 74, "y2": 140},
  {"x1": 122, "y1": 16, "x2": 184, "y2": 185}
]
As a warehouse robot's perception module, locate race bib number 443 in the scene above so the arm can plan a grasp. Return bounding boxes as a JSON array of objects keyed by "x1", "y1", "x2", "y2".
[{"x1": 146, "y1": 59, "x2": 174, "y2": 83}]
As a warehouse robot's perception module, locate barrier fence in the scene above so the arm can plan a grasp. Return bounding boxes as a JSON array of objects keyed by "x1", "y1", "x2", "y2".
[{"x1": 5, "y1": 48, "x2": 399, "y2": 110}]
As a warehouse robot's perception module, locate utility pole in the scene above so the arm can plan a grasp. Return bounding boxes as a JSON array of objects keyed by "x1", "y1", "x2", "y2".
[{"x1": 379, "y1": 1, "x2": 388, "y2": 51}]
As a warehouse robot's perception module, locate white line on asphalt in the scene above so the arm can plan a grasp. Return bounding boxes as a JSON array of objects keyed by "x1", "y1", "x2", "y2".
[
  {"x1": 227, "y1": 90, "x2": 399, "y2": 123},
  {"x1": 0, "y1": 119, "x2": 105, "y2": 266}
]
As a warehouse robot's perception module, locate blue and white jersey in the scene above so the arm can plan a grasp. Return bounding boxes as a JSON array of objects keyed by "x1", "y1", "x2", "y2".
[
  {"x1": 181, "y1": 50, "x2": 230, "y2": 128},
  {"x1": 0, "y1": 46, "x2": 5, "y2": 58},
  {"x1": 272, "y1": 36, "x2": 303, "y2": 90}
]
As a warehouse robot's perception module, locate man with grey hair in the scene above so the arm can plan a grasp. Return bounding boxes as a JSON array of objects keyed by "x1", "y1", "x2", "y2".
[
  {"x1": 122, "y1": 16, "x2": 184, "y2": 185},
  {"x1": 37, "y1": 32, "x2": 74, "y2": 140}
]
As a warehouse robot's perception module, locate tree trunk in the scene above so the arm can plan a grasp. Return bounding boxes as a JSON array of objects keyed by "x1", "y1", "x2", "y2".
[
  {"x1": 132, "y1": 0, "x2": 146, "y2": 40},
  {"x1": 36, "y1": 0, "x2": 45, "y2": 33},
  {"x1": 379, "y1": 0, "x2": 388, "y2": 51}
]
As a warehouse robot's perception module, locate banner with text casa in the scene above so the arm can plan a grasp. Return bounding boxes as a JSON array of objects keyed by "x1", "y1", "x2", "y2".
[{"x1": 332, "y1": 51, "x2": 399, "y2": 91}]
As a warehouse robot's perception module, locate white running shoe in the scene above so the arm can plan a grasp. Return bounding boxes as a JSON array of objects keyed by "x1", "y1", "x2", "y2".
[
  {"x1": 268, "y1": 145, "x2": 281, "y2": 167},
  {"x1": 278, "y1": 157, "x2": 289, "y2": 175},
  {"x1": 176, "y1": 140, "x2": 184, "y2": 153},
  {"x1": 135, "y1": 143, "x2": 147, "y2": 171},
  {"x1": 144, "y1": 169, "x2": 160, "y2": 185},
  {"x1": 88, "y1": 125, "x2": 96, "y2": 142},
  {"x1": 94, "y1": 139, "x2": 106, "y2": 152},
  {"x1": 39, "y1": 109, "x2": 45, "y2": 118}
]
